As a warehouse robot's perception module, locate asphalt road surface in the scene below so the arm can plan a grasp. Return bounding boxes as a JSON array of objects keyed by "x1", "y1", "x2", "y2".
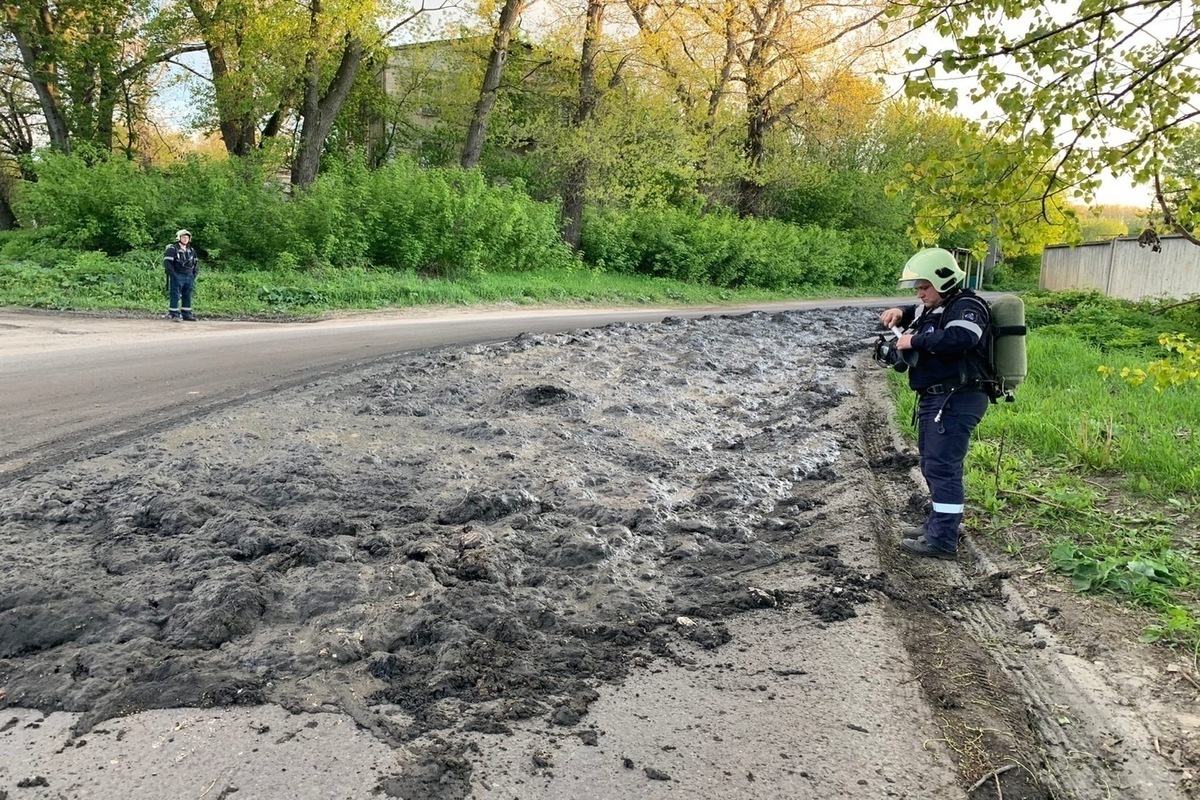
[
  {"x1": 2, "y1": 300, "x2": 1185, "y2": 800},
  {"x1": 0, "y1": 300, "x2": 891, "y2": 483}
]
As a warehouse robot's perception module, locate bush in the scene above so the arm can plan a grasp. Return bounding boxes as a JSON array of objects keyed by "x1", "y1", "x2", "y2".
[
  {"x1": 8, "y1": 152, "x2": 575, "y2": 278},
  {"x1": 580, "y1": 206, "x2": 909, "y2": 290},
  {"x1": 360, "y1": 160, "x2": 572, "y2": 278},
  {"x1": 1023, "y1": 290, "x2": 1200, "y2": 350},
  {"x1": 14, "y1": 154, "x2": 162, "y2": 253}
]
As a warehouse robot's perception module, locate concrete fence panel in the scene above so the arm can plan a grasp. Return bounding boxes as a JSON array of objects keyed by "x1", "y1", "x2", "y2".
[{"x1": 1041, "y1": 236, "x2": 1200, "y2": 301}]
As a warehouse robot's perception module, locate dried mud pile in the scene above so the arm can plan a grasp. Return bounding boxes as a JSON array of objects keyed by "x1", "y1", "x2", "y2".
[{"x1": 0, "y1": 310, "x2": 893, "y2": 783}]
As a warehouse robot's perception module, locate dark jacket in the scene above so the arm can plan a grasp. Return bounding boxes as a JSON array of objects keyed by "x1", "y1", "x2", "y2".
[
  {"x1": 164, "y1": 241, "x2": 199, "y2": 276},
  {"x1": 898, "y1": 289, "x2": 991, "y2": 392}
]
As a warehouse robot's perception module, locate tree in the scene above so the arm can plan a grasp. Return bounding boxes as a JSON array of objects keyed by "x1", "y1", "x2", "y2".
[
  {"x1": 622, "y1": 0, "x2": 896, "y2": 217},
  {"x1": 2, "y1": 2, "x2": 202, "y2": 155},
  {"x1": 289, "y1": 1, "x2": 447, "y2": 188},
  {"x1": 461, "y1": 0, "x2": 531, "y2": 169},
  {"x1": 561, "y1": 0, "x2": 606, "y2": 249},
  {"x1": 292, "y1": 0, "x2": 368, "y2": 188},
  {"x1": 185, "y1": 0, "x2": 304, "y2": 157},
  {"x1": 1156, "y1": 122, "x2": 1200, "y2": 239},
  {"x1": 896, "y1": 0, "x2": 1200, "y2": 247},
  {"x1": 0, "y1": 48, "x2": 39, "y2": 228}
]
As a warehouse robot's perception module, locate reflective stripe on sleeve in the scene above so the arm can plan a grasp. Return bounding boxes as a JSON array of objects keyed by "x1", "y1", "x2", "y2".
[{"x1": 945, "y1": 319, "x2": 983, "y2": 338}]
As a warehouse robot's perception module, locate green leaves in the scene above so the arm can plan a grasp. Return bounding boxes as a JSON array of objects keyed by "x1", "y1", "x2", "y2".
[
  {"x1": 12, "y1": 152, "x2": 574, "y2": 277},
  {"x1": 899, "y1": 0, "x2": 1200, "y2": 245},
  {"x1": 1051, "y1": 539, "x2": 1184, "y2": 595},
  {"x1": 579, "y1": 206, "x2": 910, "y2": 290}
]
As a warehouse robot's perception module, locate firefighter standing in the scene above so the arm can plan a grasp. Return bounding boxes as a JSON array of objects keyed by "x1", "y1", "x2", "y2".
[
  {"x1": 879, "y1": 248, "x2": 992, "y2": 560},
  {"x1": 164, "y1": 229, "x2": 199, "y2": 322}
]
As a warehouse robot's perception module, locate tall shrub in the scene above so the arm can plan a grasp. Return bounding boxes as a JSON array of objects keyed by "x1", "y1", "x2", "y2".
[
  {"x1": 581, "y1": 207, "x2": 907, "y2": 290},
  {"x1": 11, "y1": 153, "x2": 574, "y2": 276}
]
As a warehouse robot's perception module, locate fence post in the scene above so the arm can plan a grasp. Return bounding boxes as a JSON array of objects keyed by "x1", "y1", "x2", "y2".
[{"x1": 1104, "y1": 237, "x2": 1119, "y2": 296}]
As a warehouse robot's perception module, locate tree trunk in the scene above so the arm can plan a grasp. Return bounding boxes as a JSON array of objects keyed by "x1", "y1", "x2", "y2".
[
  {"x1": 4, "y1": 6, "x2": 71, "y2": 153},
  {"x1": 187, "y1": 1, "x2": 259, "y2": 157},
  {"x1": 96, "y1": 69, "x2": 119, "y2": 152},
  {"x1": 0, "y1": 173, "x2": 18, "y2": 230},
  {"x1": 561, "y1": 0, "x2": 605, "y2": 251},
  {"x1": 292, "y1": 35, "x2": 364, "y2": 188},
  {"x1": 461, "y1": 0, "x2": 526, "y2": 170},
  {"x1": 261, "y1": 92, "x2": 295, "y2": 143},
  {"x1": 208, "y1": 45, "x2": 258, "y2": 156},
  {"x1": 737, "y1": 88, "x2": 768, "y2": 217}
]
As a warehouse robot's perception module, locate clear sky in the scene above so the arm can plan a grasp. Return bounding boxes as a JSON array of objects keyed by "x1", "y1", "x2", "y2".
[{"x1": 1092, "y1": 173, "x2": 1154, "y2": 210}]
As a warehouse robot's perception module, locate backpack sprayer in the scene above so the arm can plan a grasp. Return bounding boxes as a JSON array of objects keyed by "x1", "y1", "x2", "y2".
[{"x1": 872, "y1": 294, "x2": 1028, "y2": 402}]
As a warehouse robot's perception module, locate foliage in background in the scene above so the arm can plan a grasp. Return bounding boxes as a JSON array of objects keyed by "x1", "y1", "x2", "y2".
[
  {"x1": 895, "y1": 0, "x2": 1200, "y2": 247},
  {"x1": 11, "y1": 152, "x2": 574, "y2": 279},
  {"x1": 581, "y1": 206, "x2": 909, "y2": 290},
  {"x1": 9, "y1": 150, "x2": 918, "y2": 293},
  {"x1": 891, "y1": 290, "x2": 1200, "y2": 650}
]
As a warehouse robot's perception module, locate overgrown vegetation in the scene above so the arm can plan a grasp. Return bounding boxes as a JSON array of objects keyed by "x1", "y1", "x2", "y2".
[
  {"x1": 0, "y1": 152, "x2": 915, "y2": 311},
  {"x1": 12, "y1": 154, "x2": 574, "y2": 279},
  {"x1": 581, "y1": 206, "x2": 910, "y2": 289},
  {"x1": 891, "y1": 290, "x2": 1200, "y2": 652}
]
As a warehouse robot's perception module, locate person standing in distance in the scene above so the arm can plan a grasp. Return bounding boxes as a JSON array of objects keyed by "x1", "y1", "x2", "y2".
[
  {"x1": 164, "y1": 229, "x2": 199, "y2": 322},
  {"x1": 879, "y1": 248, "x2": 991, "y2": 560}
]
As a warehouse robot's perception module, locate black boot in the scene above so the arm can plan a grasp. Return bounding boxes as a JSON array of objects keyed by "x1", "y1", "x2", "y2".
[{"x1": 900, "y1": 536, "x2": 956, "y2": 561}]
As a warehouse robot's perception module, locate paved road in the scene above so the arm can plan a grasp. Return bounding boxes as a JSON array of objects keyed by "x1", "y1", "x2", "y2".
[{"x1": 0, "y1": 300, "x2": 893, "y2": 483}]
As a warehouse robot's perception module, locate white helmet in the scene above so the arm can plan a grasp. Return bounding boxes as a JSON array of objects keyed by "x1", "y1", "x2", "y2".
[
  {"x1": 176, "y1": 229, "x2": 191, "y2": 240},
  {"x1": 898, "y1": 248, "x2": 964, "y2": 292}
]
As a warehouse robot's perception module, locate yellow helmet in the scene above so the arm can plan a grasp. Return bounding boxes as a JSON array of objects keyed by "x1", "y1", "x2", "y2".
[{"x1": 898, "y1": 248, "x2": 964, "y2": 292}]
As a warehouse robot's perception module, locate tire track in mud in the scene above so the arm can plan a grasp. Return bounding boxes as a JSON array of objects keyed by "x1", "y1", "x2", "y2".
[{"x1": 854, "y1": 369, "x2": 1184, "y2": 800}]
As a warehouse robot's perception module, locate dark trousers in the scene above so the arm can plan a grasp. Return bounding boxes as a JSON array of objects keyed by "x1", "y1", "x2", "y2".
[
  {"x1": 167, "y1": 272, "x2": 196, "y2": 318},
  {"x1": 916, "y1": 389, "x2": 989, "y2": 550}
]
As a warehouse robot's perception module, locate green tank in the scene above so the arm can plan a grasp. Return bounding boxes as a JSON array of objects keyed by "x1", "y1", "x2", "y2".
[{"x1": 989, "y1": 293, "x2": 1027, "y2": 400}]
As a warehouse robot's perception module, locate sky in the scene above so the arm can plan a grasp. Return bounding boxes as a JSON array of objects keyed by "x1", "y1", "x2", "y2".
[{"x1": 1092, "y1": 173, "x2": 1154, "y2": 210}]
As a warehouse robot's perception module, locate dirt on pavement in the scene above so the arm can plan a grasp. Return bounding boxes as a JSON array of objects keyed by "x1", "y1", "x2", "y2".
[{"x1": 1, "y1": 307, "x2": 1197, "y2": 799}]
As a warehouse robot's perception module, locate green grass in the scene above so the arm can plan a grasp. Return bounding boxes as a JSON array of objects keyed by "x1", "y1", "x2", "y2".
[
  {"x1": 0, "y1": 256, "x2": 896, "y2": 316},
  {"x1": 889, "y1": 294, "x2": 1200, "y2": 653}
]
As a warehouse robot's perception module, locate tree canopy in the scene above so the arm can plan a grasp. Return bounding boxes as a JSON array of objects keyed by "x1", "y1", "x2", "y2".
[
  {"x1": 896, "y1": 0, "x2": 1200, "y2": 246},
  {"x1": 0, "y1": 0, "x2": 1097, "y2": 258}
]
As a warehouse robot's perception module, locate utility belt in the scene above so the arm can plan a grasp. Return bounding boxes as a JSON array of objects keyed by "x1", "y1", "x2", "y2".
[{"x1": 917, "y1": 381, "x2": 981, "y2": 397}]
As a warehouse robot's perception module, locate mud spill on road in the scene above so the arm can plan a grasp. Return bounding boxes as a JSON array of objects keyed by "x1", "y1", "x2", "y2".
[{"x1": 1, "y1": 309, "x2": 897, "y2": 797}]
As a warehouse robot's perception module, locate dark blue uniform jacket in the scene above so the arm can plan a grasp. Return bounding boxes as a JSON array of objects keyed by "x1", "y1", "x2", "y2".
[
  {"x1": 164, "y1": 242, "x2": 199, "y2": 276},
  {"x1": 897, "y1": 290, "x2": 991, "y2": 392}
]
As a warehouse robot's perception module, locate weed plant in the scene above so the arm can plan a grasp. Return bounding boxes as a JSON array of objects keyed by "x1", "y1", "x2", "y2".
[{"x1": 893, "y1": 290, "x2": 1200, "y2": 651}]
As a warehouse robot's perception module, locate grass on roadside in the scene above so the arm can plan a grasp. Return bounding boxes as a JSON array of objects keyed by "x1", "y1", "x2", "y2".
[{"x1": 0, "y1": 256, "x2": 893, "y2": 317}]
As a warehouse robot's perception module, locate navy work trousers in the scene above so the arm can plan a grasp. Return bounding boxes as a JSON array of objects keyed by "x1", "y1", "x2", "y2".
[
  {"x1": 916, "y1": 389, "x2": 989, "y2": 552},
  {"x1": 168, "y1": 272, "x2": 196, "y2": 319}
]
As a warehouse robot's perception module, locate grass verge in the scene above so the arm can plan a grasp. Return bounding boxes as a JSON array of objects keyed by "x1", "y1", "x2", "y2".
[{"x1": 0, "y1": 258, "x2": 893, "y2": 317}]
